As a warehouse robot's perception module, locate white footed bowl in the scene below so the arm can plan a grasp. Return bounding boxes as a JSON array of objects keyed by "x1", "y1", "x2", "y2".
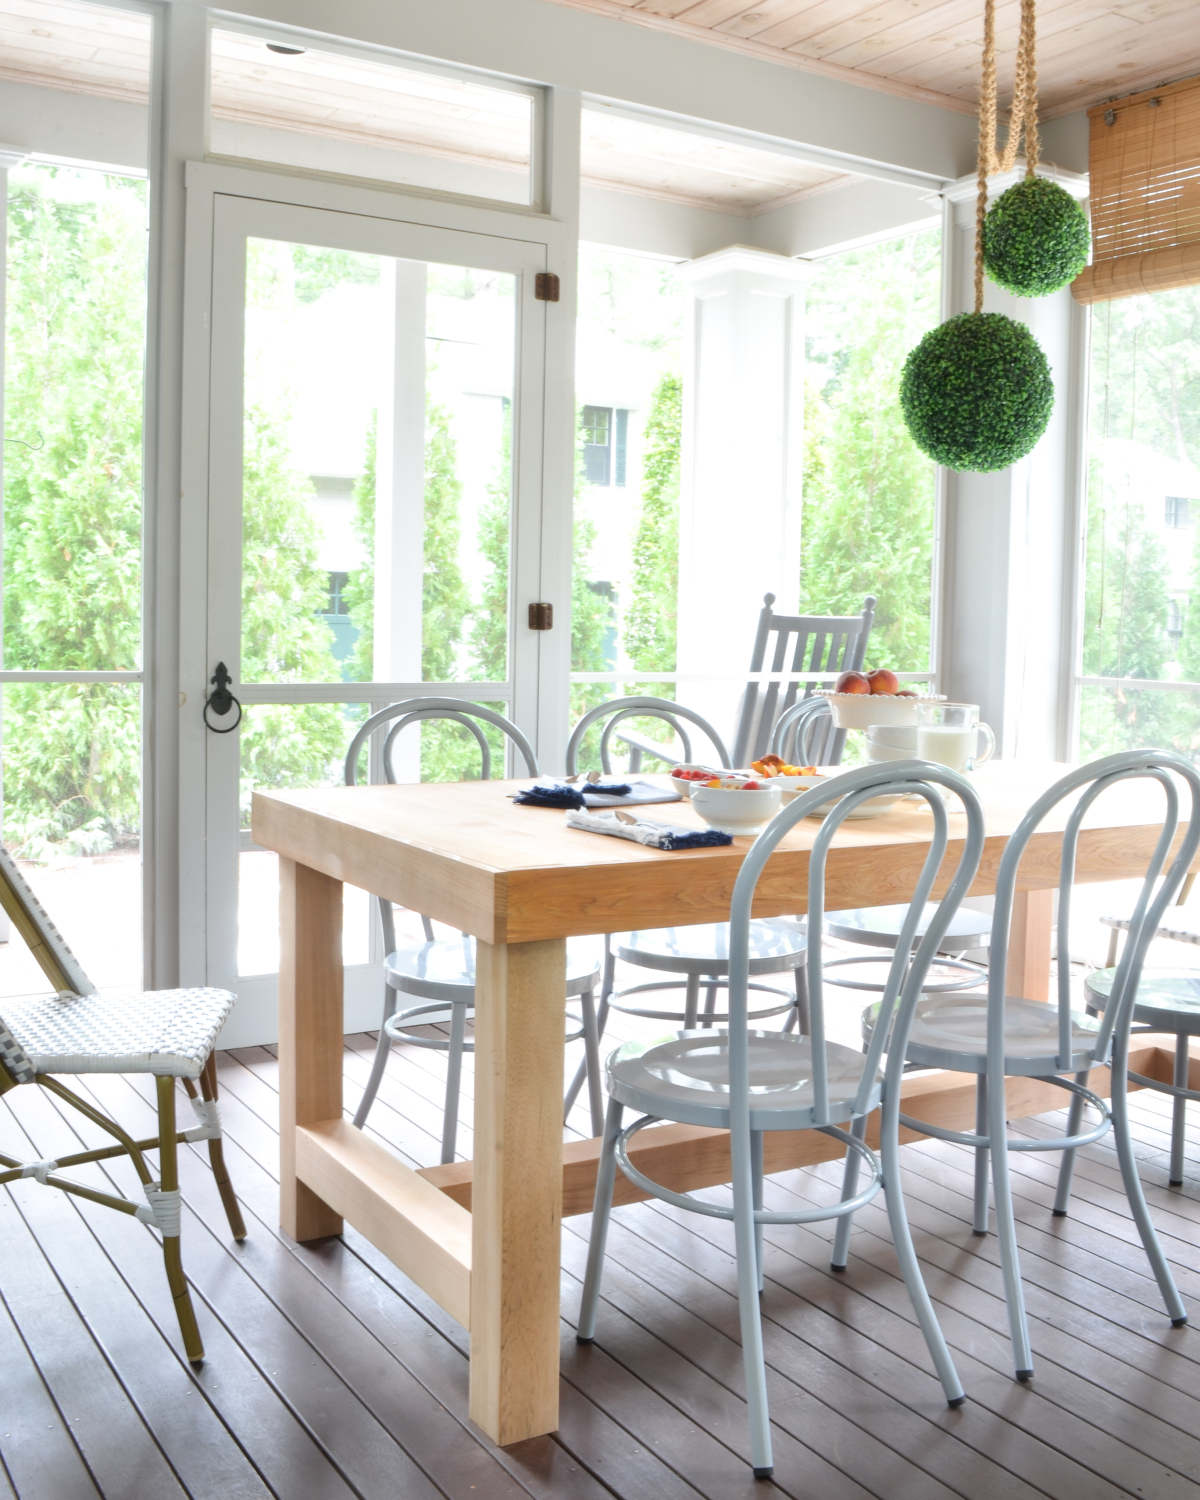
[{"x1": 690, "y1": 783, "x2": 782, "y2": 836}]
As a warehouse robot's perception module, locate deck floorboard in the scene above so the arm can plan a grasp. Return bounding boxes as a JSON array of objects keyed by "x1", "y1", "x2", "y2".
[{"x1": 4, "y1": 1013, "x2": 1200, "y2": 1500}]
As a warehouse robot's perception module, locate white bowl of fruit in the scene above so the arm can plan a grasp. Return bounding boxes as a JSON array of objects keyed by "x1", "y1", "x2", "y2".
[
  {"x1": 821, "y1": 669, "x2": 942, "y2": 728},
  {"x1": 670, "y1": 764, "x2": 724, "y2": 798},
  {"x1": 689, "y1": 777, "x2": 783, "y2": 835}
]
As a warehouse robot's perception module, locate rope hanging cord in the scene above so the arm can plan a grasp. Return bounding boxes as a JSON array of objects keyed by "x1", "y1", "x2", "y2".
[{"x1": 975, "y1": 0, "x2": 1040, "y2": 312}]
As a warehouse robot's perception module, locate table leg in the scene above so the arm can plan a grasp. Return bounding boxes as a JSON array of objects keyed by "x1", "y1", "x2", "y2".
[
  {"x1": 1007, "y1": 888, "x2": 1054, "y2": 1004},
  {"x1": 470, "y1": 936, "x2": 566, "y2": 1445},
  {"x1": 278, "y1": 857, "x2": 345, "y2": 1242}
]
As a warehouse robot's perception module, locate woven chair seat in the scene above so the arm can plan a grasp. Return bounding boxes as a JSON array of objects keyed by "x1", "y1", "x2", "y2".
[
  {"x1": 1101, "y1": 911, "x2": 1200, "y2": 945},
  {"x1": 2, "y1": 986, "x2": 235, "y2": 1079}
]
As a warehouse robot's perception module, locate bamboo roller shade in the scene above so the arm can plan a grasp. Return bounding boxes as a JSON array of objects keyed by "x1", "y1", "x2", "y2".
[{"x1": 1073, "y1": 76, "x2": 1200, "y2": 305}]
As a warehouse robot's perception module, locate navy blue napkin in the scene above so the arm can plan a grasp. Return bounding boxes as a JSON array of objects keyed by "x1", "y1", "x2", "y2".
[{"x1": 511, "y1": 781, "x2": 633, "y2": 810}]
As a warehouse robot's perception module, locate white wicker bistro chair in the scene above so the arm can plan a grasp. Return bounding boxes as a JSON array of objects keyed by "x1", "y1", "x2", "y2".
[
  {"x1": 345, "y1": 699, "x2": 605, "y2": 1155},
  {"x1": 853, "y1": 749, "x2": 1200, "y2": 1384},
  {"x1": 0, "y1": 845, "x2": 244, "y2": 1364},
  {"x1": 576, "y1": 761, "x2": 986, "y2": 1479}
]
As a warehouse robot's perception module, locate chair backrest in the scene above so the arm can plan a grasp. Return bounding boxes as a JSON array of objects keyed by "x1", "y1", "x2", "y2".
[
  {"x1": 344, "y1": 698, "x2": 539, "y2": 788},
  {"x1": 727, "y1": 761, "x2": 985, "y2": 1131},
  {"x1": 769, "y1": 697, "x2": 840, "y2": 767},
  {"x1": 731, "y1": 593, "x2": 876, "y2": 769},
  {"x1": 988, "y1": 750, "x2": 1200, "y2": 1074},
  {"x1": 344, "y1": 698, "x2": 540, "y2": 945},
  {"x1": 0, "y1": 844, "x2": 94, "y2": 1089},
  {"x1": 0, "y1": 845, "x2": 93, "y2": 998},
  {"x1": 565, "y1": 696, "x2": 732, "y2": 776}
]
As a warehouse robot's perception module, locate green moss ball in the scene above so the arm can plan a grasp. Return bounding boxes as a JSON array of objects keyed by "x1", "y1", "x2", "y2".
[
  {"x1": 900, "y1": 312, "x2": 1054, "y2": 472},
  {"x1": 982, "y1": 177, "x2": 1090, "y2": 297}
]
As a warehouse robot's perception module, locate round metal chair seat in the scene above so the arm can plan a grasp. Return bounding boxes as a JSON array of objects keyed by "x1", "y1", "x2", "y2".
[
  {"x1": 1084, "y1": 967, "x2": 1200, "y2": 1185},
  {"x1": 614, "y1": 919, "x2": 807, "y2": 975},
  {"x1": 824, "y1": 952, "x2": 985, "y2": 994},
  {"x1": 825, "y1": 903, "x2": 992, "y2": 952},
  {"x1": 861, "y1": 993, "x2": 1102, "y2": 1077},
  {"x1": 385, "y1": 934, "x2": 601, "y2": 1008},
  {"x1": 1085, "y1": 966, "x2": 1200, "y2": 1033},
  {"x1": 609, "y1": 919, "x2": 807, "y2": 1027},
  {"x1": 606, "y1": 1029, "x2": 881, "y2": 1132}
]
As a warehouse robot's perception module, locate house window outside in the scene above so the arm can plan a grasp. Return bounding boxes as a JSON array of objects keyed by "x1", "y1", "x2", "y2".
[
  {"x1": 1079, "y1": 288, "x2": 1200, "y2": 757},
  {"x1": 582, "y1": 405, "x2": 613, "y2": 485}
]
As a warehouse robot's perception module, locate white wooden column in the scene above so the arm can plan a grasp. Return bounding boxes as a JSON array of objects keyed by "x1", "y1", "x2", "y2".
[
  {"x1": 937, "y1": 167, "x2": 1090, "y2": 761},
  {"x1": 0, "y1": 145, "x2": 28, "y2": 946},
  {"x1": 676, "y1": 247, "x2": 809, "y2": 739},
  {"x1": 373, "y1": 258, "x2": 427, "y2": 780}
]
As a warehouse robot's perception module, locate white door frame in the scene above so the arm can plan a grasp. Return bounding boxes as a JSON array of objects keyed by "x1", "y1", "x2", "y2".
[{"x1": 178, "y1": 147, "x2": 579, "y2": 1042}]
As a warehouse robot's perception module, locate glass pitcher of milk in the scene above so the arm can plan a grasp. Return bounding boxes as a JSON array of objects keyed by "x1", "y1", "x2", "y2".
[{"x1": 916, "y1": 702, "x2": 996, "y2": 772}]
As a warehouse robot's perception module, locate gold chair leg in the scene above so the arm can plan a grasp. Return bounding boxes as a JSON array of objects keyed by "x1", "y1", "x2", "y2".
[
  {"x1": 157, "y1": 1076, "x2": 204, "y2": 1363},
  {"x1": 200, "y1": 1055, "x2": 247, "y2": 1241}
]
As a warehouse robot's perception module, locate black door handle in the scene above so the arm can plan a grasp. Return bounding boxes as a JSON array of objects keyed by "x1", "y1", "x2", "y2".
[{"x1": 203, "y1": 662, "x2": 242, "y2": 733}]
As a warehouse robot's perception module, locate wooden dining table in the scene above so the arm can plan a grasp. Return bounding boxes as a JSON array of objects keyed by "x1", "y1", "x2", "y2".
[{"x1": 251, "y1": 759, "x2": 1191, "y2": 1448}]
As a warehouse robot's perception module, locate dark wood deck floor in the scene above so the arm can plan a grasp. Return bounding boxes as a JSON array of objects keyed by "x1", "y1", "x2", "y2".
[{"x1": 3, "y1": 998, "x2": 1200, "y2": 1500}]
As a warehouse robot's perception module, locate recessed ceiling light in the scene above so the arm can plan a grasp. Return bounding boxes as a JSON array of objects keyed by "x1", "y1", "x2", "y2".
[{"x1": 266, "y1": 43, "x2": 306, "y2": 56}]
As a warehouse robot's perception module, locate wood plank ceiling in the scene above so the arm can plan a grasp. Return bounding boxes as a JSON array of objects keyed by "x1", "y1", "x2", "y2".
[
  {"x1": 0, "y1": 0, "x2": 849, "y2": 212},
  {"x1": 547, "y1": 0, "x2": 1200, "y2": 121}
]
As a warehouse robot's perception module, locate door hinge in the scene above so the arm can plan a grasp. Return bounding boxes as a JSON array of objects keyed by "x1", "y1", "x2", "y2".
[
  {"x1": 528, "y1": 602, "x2": 554, "y2": 630},
  {"x1": 534, "y1": 272, "x2": 560, "y2": 303}
]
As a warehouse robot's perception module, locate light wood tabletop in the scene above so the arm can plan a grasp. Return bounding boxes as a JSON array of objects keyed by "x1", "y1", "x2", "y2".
[{"x1": 252, "y1": 761, "x2": 1190, "y2": 1449}]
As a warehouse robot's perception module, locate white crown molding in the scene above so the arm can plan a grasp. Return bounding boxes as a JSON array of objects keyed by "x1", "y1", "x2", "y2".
[{"x1": 678, "y1": 243, "x2": 814, "y2": 284}]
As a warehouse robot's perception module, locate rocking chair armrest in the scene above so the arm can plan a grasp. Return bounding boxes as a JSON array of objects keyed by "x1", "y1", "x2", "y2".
[{"x1": 613, "y1": 728, "x2": 680, "y2": 764}]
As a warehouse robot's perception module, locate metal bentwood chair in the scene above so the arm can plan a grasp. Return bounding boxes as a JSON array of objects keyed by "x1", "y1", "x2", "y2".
[
  {"x1": 0, "y1": 845, "x2": 245, "y2": 1362},
  {"x1": 562, "y1": 697, "x2": 808, "y2": 1122},
  {"x1": 576, "y1": 761, "x2": 986, "y2": 1478},
  {"x1": 853, "y1": 749, "x2": 1200, "y2": 1382},
  {"x1": 346, "y1": 699, "x2": 605, "y2": 1156}
]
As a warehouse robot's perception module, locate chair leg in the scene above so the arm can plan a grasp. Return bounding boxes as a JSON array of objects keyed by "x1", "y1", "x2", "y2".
[
  {"x1": 973, "y1": 1074, "x2": 990, "y2": 1236},
  {"x1": 199, "y1": 1055, "x2": 246, "y2": 1241},
  {"x1": 987, "y1": 1066, "x2": 1034, "y2": 1378},
  {"x1": 353, "y1": 981, "x2": 399, "y2": 1130},
  {"x1": 751, "y1": 1129, "x2": 765, "y2": 1293},
  {"x1": 577, "y1": 1096, "x2": 624, "y2": 1343},
  {"x1": 1052, "y1": 1069, "x2": 1090, "y2": 1216},
  {"x1": 784, "y1": 962, "x2": 809, "y2": 1035},
  {"x1": 731, "y1": 1119, "x2": 773, "y2": 1477},
  {"x1": 683, "y1": 974, "x2": 700, "y2": 1030},
  {"x1": 1170, "y1": 1033, "x2": 1189, "y2": 1187},
  {"x1": 702, "y1": 979, "x2": 719, "y2": 1020},
  {"x1": 1105, "y1": 925, "x2": 1120, "y2": 969},
  {"x1": 440, "y1": 1001, "x2": 469, "y2": 1165},
  {"x1": 1110, "y1": 1038, "x2": 1187, "y2": 1324},
  {"x1": 156, "y1": 1077, "x2": 204, "y2": 1363},
  {"x1": 879, "y1": 1076, "x2": 965, "y2": 1407},
  {"x1": 565, "y1": 992, "x2": 609, "y2": 1118},
  {"x1": 579, "y1": 984, "x2": 606, "y2": 1138},
  {"x1": 830, "y1": 1114, "x2": 867, "y2": 1270}
]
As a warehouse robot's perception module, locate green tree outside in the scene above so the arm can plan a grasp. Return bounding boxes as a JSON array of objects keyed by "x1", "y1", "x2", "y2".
[
  {"x1": 801, "y1": 230, "x2": 940, "y2": 671},
  {"x1": 3, "y1": 169, "x2": 146, "y2": 856}
]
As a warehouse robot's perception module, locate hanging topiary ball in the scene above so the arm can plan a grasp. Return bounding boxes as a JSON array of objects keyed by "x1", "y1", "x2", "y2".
[
  {"x1": 899, "y1": 311, "x2": 1054, "y2": 472},
  {"x1": 982, "y1": 177, "x2": 1090, "y2": 297}
]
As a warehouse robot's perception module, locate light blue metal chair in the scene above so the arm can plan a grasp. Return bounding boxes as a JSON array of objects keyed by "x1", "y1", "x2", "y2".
[
  {"x1": 576, "y1": 761, "x2": 986, "y2": 1478},
  {"x1": 345, "y1": 699, "x2": 604, "y2": 1156},
  {"x1": 563, "y1": 696, "x2": 808, "y2": 1124},
  {"x1": 855, "y1": 749, "x2": 1200, "y2": 1384}
]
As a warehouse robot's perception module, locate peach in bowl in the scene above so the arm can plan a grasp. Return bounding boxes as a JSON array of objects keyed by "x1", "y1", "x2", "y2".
[{"x1": 690, "y1": 779, "x2": 782, "y2": 836}]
